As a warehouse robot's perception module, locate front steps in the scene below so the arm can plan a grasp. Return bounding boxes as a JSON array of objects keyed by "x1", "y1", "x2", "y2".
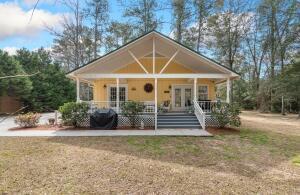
[{"x1": 157, "y1": 113, "x2": 202, "y2": 129}]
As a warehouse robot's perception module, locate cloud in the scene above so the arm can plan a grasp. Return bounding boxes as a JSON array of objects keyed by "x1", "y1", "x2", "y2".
[
  {"x1": 23, "y1": 0, "x2": 54, "y2": 6},
  {"x1": 0, "y1": 2, "x2": 63, "y2": 40},
  {"x1": 2, "y1": 46, "x2": 53, "y2": 56},
  {"x1": 2, "y1": 47, "x2": 19, "y2": 55}
]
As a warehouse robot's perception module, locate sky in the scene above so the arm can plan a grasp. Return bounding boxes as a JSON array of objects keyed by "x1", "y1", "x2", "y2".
[{"x1": 0, "y1": 0, "x2": 172, "y2": 55}]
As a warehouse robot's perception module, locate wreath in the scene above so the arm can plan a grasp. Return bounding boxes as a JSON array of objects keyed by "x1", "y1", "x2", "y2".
[{"x1": 144, "y1": 83, "x2": 153, "y2": 93}]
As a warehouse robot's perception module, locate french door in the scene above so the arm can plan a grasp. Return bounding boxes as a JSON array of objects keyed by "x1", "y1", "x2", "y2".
[
  {"x1": 108, "y1": 86, "x2": 127, "y2": 108},
  {"x1": 172, "y1": 85, "x2": 193, "y2": 111}
]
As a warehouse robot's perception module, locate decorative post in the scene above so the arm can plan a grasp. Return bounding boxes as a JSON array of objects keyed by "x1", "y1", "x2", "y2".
[
  {"x1": 76, "y1": 77, "x2": 80, "y2": 103},
  {"x1": 194, "y1": 78, "x2": 197, "y2": 102},
  {"x1": 153, "y1": 37, "x2": 155, "y2": 74},
  {"x1": 226, "y1": 78, "x2": 230, "y2": 103},
  {"x1": 116, "y1": 78, "x2": 120, "y2": 113},
  {"x1": 154, "y1": 78, "x2": 157, "y2": 130}
]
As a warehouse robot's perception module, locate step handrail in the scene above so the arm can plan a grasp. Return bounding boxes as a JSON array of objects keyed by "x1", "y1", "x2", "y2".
[{"x1": 193, "y1": 100, "x2": 206, "y2": 130}]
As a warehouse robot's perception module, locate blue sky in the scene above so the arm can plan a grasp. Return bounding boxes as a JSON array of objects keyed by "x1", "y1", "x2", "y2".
[{"x1": 0, "y1": 0, "x2": 172, "y2": 55}]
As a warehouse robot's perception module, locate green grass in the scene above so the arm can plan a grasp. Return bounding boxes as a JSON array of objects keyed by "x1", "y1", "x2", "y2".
[
  {"x1": 127, "y1": 137, "x2": 166, "y2": 155},
  {"x1": 291, "y1": 155, "x2": 300, "y2": 166},
  {"x1": 239, "y1": 128, "x2": 269, "y2": 145},
  {"x1": 175, "y1": 142, "x2": 202, "y2": 155}
]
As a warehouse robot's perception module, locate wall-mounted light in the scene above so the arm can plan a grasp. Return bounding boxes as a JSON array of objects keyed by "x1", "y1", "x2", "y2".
[
  {"x1": 168, "y1": 85, "x2": 171, "y2": 90},
  {"x1": 103, "y1": 84, "x2": 107, "y2": 88}
]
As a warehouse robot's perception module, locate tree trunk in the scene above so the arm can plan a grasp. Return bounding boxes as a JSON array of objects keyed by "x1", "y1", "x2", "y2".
[{"x1": 281, "y1": 96, "x2": 285, "y2": 115}]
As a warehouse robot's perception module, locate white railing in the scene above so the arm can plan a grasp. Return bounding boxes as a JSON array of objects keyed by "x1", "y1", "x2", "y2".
[
  {"x1": 82, "y1": 101, "x2": 155, "y2": 114},
  {"x1": 197, "y1": 100, "x2": 221, "y2": 113},
  {"x1": 193, "y1": 100, "x2": 206, "y2": 130}
]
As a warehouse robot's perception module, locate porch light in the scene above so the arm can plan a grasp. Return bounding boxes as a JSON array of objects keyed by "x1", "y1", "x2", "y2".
[
  {"x1": 168, "y1": 85, "x2": 171, "y2": 89},
  {"x1": 103, "y1": 84, "x2": 107, "y2": 88}
]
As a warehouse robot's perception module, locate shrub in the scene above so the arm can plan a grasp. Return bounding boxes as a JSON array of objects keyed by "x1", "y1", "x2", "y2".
[
  {"x1": 121, "y1": 101, "x2": 145, "y2": 128},
  {"x1": 14, "y1": 112, "x2": 41, "y2": 128},
  {"x1": 59, "y1": 102, "x2": 89, "y2": 127},
  {"x1": 211, "y1": 102, "x2": 241, "y2": 128}
]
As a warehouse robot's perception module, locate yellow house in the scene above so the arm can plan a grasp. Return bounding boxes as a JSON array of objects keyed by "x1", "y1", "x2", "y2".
[{"x1": 67, "y1": 31, "x2": 239, "y2": 130}]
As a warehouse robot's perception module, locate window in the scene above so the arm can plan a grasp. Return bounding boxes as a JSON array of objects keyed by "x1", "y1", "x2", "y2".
[
  {"x1": 198, "y1": 85, "x2": 208, "y2": 100},
  {"x1": 108, "y1": 86, "x2": 127, "y2": 107}
]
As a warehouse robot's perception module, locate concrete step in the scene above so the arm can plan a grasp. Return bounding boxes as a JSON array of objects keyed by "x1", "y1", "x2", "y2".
[
  {"x1": 157, "y1": 113, "x2": 201, "y2": 129},
  {"x1": 157, "y1": 118, "x2": 199, "y2": 122},
  {"x1": 157, "y1": 124, "x2": 201, "y2": 129},
  {"x1": 158, "y1": 122, "x2": 200, "y2": 125}
]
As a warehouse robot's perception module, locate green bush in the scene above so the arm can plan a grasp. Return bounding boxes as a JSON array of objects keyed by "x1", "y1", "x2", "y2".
[
  {"x1": 212, "y1": 102, "x2": 241, "y2": 128},
  {"x1": 121, "y1": 101, "x2": 145, "y2": 128},
  {"x1": 59, "y1": 102, "x2": 89, "y2": 127},
  {"x1": 14, "y1": 112, "x2": 41, "y2": 128}
]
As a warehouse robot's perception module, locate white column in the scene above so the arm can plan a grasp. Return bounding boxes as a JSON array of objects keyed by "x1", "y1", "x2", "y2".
[
  {"x1": 116, "y1": 78, "x2": 120, "y2": 113},
  {"x1": 153, "y1": 37, "x2": 155, "y2": 74},
  {"x1": 76, "y1": 77, "x2": 80, "y2": 102},
  {"x1": 194, "y1": 78, "x2": 197, "y2": 102},
  {"x1": 154, "y1": 78, "x2": 157, "y2": 130},
  {"x1": 226, "y1": 78, "x2": 231, "y2": 103}
]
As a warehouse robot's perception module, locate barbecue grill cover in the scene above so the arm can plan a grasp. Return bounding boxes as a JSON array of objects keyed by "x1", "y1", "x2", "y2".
[{"x1": 90, "y1": 109, "x2": 118, "y2": 129}]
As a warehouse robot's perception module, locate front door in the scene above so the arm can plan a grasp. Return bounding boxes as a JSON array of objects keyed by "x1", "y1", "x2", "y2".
[{"x1": 172, "y1": 85, "x2": 193, "y2": 111}]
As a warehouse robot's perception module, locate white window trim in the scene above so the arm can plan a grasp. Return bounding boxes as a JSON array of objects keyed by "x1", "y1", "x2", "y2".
[
  {"x1": 107, "y1": 84, "x2": 128, "y2": 102},
  {"x1": 197, "y1": 84, "x2": 209, "y2": 100}
]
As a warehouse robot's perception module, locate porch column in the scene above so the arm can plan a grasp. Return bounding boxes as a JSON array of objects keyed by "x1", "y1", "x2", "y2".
[
  {"x1": 76, "y1": 77, "x2": 80, "y2": 102},
  {"x1": 193, "y1": 78, "x2": 197, "y2": 102},
  {"x1": 154, "y1": 78, "x2": 157, "y2": 130},
  {"x1": 226, "y1": 78, "x2": 231, "y2": 103},
  {"x1": 116, "y1": 78, "x2": 120, "y2": 113}
]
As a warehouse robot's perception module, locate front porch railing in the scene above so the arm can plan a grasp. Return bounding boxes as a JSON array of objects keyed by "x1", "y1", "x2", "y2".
[
  {"x1": 197, "y1": 100, "x2": 223, "y2": 114},
  {"x1": 193, "y1": 100, "x2": 206, "y2": 130},
  {"x1": 82, "y1": 101, "x2": 155, "y2": 114}
]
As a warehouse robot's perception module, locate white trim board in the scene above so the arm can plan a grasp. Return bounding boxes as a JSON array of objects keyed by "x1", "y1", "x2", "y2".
[{"x1": 78, "y1": 73, "x2": 230, "y2": 79}]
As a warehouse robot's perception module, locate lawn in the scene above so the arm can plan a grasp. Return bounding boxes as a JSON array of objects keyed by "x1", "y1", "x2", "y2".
[{"x1": 0, "y1": 113, "x2": 300, "y2": 194}]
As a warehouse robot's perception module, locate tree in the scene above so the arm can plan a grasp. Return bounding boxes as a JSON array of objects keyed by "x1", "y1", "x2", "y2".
[
  {"x1": 207, "y1": 0, "x2": 251, "y2": 102},
  {"x1": 15, "y1": 48, "x2": 75, "y2": 112},
  {"x1": 258, "y1": 0, "x2": 300, "y2": 111},
  {"x1": 105, "y1": 21, "x2": 135, "y2": 52},
  {"x1": 85, "y1": 0, "x2": 109, "y2": 58},
  {"x1": 0, "y1": 50, "x2": 32, "y2": 100},
  {"x1": 50, "y1": 0, "x2": 95, "y2": 71},
  {"x1": 192, "y1": 0, "x2": 216, "y2": 52},
  {"x1": 243, "y1": 12, "x2": 268, "y2": 110},
  {"x1": 171, "y1": 0, "x2": 191, "y2": 43},
  {"x1": 51, "y1": 21, "x2": 94, "y2": 71},
  {"x1": 276, "y1": 57, "x2": 300, "y2": 117},
  {"x1": 120, "y1": 0, "x2": 160, "y2": 35}
]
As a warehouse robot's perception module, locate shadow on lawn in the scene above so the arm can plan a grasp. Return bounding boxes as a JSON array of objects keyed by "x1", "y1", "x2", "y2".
[{"x1": 46, "y1": 128, "x2": 300, "y2": 179}]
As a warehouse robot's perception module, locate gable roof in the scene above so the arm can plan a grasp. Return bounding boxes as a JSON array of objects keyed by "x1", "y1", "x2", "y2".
[{"x1": 67, "y1": 30, "x2": 239, "y2": 77}]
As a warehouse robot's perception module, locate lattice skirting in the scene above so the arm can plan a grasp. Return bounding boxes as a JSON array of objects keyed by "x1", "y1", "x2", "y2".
[
  {"x1": 77, "y1": 114, "x2": 155, "y2": 128},
  {"x1": 205, "y1": 115, "x2": 220, "y2": 127},
  {"x1": 118, "y1": 114, "x2": 154, "y2": 128}
]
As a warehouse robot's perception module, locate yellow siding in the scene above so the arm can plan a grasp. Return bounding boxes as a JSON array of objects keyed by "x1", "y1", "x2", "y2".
[
  {"x1": 93, "y1": 78, "x2": 216, "y2": 103},
  {"x1": 92, "y1": 57, "x2": 216, "y2": 105}
]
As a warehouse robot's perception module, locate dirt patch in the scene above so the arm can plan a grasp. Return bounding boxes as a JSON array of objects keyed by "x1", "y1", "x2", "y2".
[
  {"x1": 240, "y1": 111, "x2": 300, "y2": 136},
  {"x1": 207, "y1": 127, "x2": 240, "y2": 135}
]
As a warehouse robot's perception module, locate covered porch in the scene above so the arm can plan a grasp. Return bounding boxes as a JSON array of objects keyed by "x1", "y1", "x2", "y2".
[{"x1": 74, "y1": 74, "x2": 233, "y2": 130}]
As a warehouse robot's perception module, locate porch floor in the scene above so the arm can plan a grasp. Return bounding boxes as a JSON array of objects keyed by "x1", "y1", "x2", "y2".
[{"x1": 0, "y1": 129, "x2": 212, "y2": 137}]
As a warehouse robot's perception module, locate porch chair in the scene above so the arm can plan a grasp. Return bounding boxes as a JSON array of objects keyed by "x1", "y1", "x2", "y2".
[{"x1": 159, "y1": 100, "x2": 171, "y2": 113}]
